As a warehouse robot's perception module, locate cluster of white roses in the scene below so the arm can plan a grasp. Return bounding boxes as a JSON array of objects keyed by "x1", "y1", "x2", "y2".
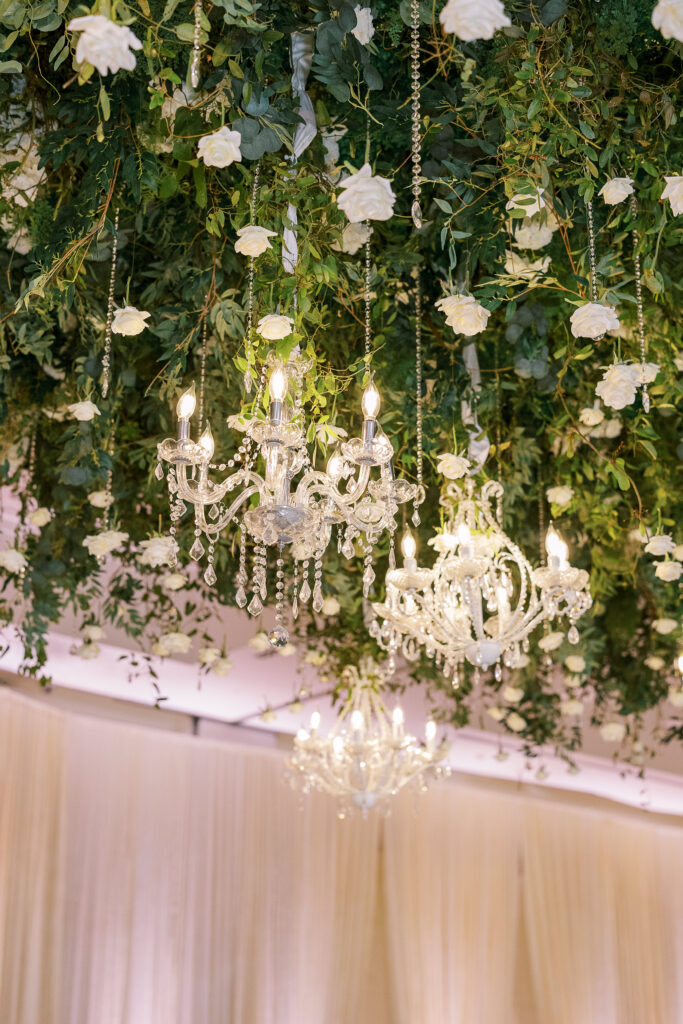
[
  {"x1": 642, "y1": 533, "x2": 683, "y2": 583},
  {"x1": 0, "y1": 133, "x2": 46, "y2": 208},
  {"x1": 435, "y1": 294, "x2": 490, "y2": 338},
  {"x1": 595, "y1": 360, "x2": 659, "y2": 411},
  {"x1": 440, "y1": 0, "x2": 510, "y2": 39}
]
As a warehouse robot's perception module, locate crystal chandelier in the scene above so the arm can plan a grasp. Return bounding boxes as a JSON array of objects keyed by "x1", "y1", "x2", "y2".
[
  {"x1": 287, "y1": 659, "x2": 450, "y2": 816},
  {"x1": 370, "y1": 477, "x2": 592, "y2": 686}
]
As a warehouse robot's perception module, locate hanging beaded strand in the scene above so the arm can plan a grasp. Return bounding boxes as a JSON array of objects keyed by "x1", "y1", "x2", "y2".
[
  {"x1": 101, "y1": 206, "x2": 119, "y2": 399},
  {"x1": 190, "y1": 0, "x2": 203, "y2": 88},
  {"x1": 412, "y1": 271, "x2": 424, "y2": 527},
  {"x1": 585, "y1": 197, "x2": 598, "y2": 304},
  {"x1": 630, "y1": 195, "x2": 651, "y2": 413},
  {"x1": 243, "y1": 163, "x2": 261, "y2": 393},
  {"x1": 198, "y1": 306, "x2": 209, "y2": 433},
  {"x1": 409, "y1": 0, "x2": 422, "y2": 230}
]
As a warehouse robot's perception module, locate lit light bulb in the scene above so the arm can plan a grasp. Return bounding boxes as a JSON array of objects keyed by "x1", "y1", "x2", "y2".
[
  {"x1": 310, "y1": 710, "x2": 321, "y2": 732},
  {"x1": 296, "y1": 727, "x2": 308, "y2": 742},
  {"x1": 351, "y1": 709, "x2": 364, "y2": 734},
  {"x1": 456, "y1": 522, "x2": 472, "y2": 548},
  {"x1": 425, "y1": 720, "x2": 437, "y2": 745},
  {"x1": 546, "y1": 525, "x2": 569, "y2": 569},
  {"x1": 361, "y1": 379, "x2": 381, "y2": 420},
  {"x1": 332, "y1": 736, "x2": 344, "y2": 757},
  {"x1": 392, "y1": 705, "x2": 404, "y2": 739},
  {"x1": 198, "y1": 423, "x2": 214, "y2": 461},
  {"x1": 269, "y1": 366, "x2": 287, "y2": 402},
  {"x1": 401, "y1": 531, "x2": 416, "y2": 560},
  {"x1": 176, "y1": 383, "x2": 196, "y2": 421}
]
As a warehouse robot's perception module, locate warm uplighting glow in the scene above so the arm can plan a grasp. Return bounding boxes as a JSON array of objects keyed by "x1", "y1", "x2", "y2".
[
  {"x1": 401, "y1": 531, "x2": 416, "y2": 560},
  {"x1": 176, "y1": 383, "x2": 196, "y2": 420},
  {"x1": 198, "y1": 424, "x2": 215, "y2": 461},
  {"x1": 546, "y1": 525, "x2": 569, "y2": 568},
  {"x1": 269, "y1": 365, "x2": 288, "y2": 402},
  {"x1": 361, "y1": 379, "x2": 381, "y2": 420}
]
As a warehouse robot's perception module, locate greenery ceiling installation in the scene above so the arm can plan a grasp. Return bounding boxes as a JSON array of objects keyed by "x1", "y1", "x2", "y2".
[{"x1": 0, "y1": 0, "x2": 682, "y2": 765}]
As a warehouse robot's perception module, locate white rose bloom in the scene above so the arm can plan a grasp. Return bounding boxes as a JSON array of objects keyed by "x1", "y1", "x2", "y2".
[
  {"x1": 6, "y1": 225, "x2": 31, "y2": 254},
  {"x1": 0, "y1": 135, "x2": 46, "y2": 208},
  {"x1": 673, "y1": 545, "x2": 683, "y2": 562},
  {"x1": 435, "y1": 294, "x2": 490, "y2": 336},
  {"x1": 28, "y1": 507, "x2": 51, "y2": 527},
  {"x1": 487, "y1": 706, "x2": 505, "y2": 722},
  {"x1": 506, "y1": 187, "x2": 546, "y2": 218},
  {"x1": 68, "y1": 400, "x2": 101, "y2": 422},
  {"x1": 655, "y1": 561, "x2": 682, "y2": 582},
  {"x1": 652, "y1": 618, "x2": 678, "y2": 635},
  {"x1": 504, "y1": 249, "x2": 550, "y2": 278},
  {"x1": 321, "y1": 596, "x2": 341, "y2": 616},
  {"x1": 439, "y1": 0, "x2": 511, "y2": 39},
  {"x1": 546, "y1": 485, "x2": 574, "y2": 508},
  {"x1": 352, "y1": 5, "x2": 375, "y2": 44},
  {"x1": 234, "y1": 225, "x2": 277, "y2": 257},
  {"x1": 629, "y1": 526, "x2": 651, "y2": 544},
  {"x1": 0, "y1": 547, "x2": 27, "y2": 573},
  {"x1": 652, "y1": 1, "x2": 683, "y2": 42},
  {"x1": 506, "y1": 711, "x2": 526, "y2": 732},
  {"x1": 332, "y1": 221, "x2": 373, "y2": 255},
  {"x1": 161, "y1": 84, "x2": 195, "y2": 120},
  {"x1": 600, "y1": 720, "x2": 626, "y2": 743},
  {"x1": 598, "y1": 177, "x2": 634, "y2": 205},
  {"x1": 564, "y1": 654, "x2": 586, "y2": 674},
  {"x1": 513, "y1": 221, "x2": 554, "y2": 250},
  {"x1": 249, "y1": 632, "x2": 270, "y2": 652},
  {"x1": 83, "y1": 529, "x2": 128, "y2": 558},
  {"x1": 198, "y1": 646, "x2": 221, "y2": 665},
  {"x1": 645, "y1": 534, "x2": 675, "y2": 556},
  {"x1": 139, "y1": 536, "x2": 179, "y2": 568},
  {"x1": 88, "y1": 490, "x2": 113, "y2": 509},
  {"x1": 159, "y1": 631, "x2": 192, "y2": 655},
  {"x1": 661, "y1": 175, "x2": 683, "y2": 216},
  {"x1": 257, "y1": 313, "x2": 294, "y2": 340},
  {"x1": 503, "y1": 685, "x2": 524, "y2": 704},
  {"x1": 161, "y1": 572, "x2": 188, "y2": 591},
  {"x1": 67, "y1": 15, "x2": 142, "y2": 76},
  {"x1": 570, "y1": 302, "x2": 620, "y2": 339},
  {"x1": 74, "y1": 642, "x2": 101, "y2": 660},
  {"x1": 336, "y1": 164, "x2": 396, "y2": 223},
  {"x1": 152, "y1": 640, "x2": 169, "y2": 657},
  {"x1": 111, "y1": 306, "x2": 151, "y2": 336},
  {"x1": 211, "y1": 656, "x2": 233, "y2": 676},
  {"x1": 197, "y1": 126, "x2": 242, "y2": 168},
  {"x1": 644, "y1": 655, "x2": 665, "y2": 671},
  {"x1": 560, "y1": 698, "x2": 584, "y2": 717},
  {"x1": 278, "y1": 643, "x2": 296, "y2": 657},
  {"x1": 579, "y1": 405, "x2": 604, "y2": 428},
  {"x1": 82, "y1": 625, "x2": 104, "y2": 642},
  {"x1": 593, "y1": 417, "x2": 622, "y2": 439},
  {"x1": 428, "y1": 532, "x2": 458, "y2": 554},
  {"x1": 436, "y1": 452, "x2": 471, "y2": 479},
  {"x1": 305, "y1": 650, "x2": 327, "y2": 665},
  {"x1": 668, "y1": 687, "x2": 683, "y2": 708},
  {"x1": 539, "y1": 631, "x2": 564, "y2": 652},
  {"x1": 595, "y1": 363, "x2": 639, "y2": 410}
]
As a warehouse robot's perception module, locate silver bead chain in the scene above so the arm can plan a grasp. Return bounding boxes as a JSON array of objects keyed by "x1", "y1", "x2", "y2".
[
  {"x1": 630, "y1": 195, "x2": 650, "y2": 413},
  {"x1": 409, "y1": 0, "x2": 422, "y2": 229},
  {"x1": 190, "y1": 0, "x2": 203, "y2": 88},
  {"x1": 585, "y1": 197, "x2": 598, "y2": 303},
  {"x1": 101, "y1": 206, "x2": 119, "y2": 399},
  {"x1": 412, "y1": 270, "x2": 424, "y2": 523},
  {"x1": 364, "y1": 234, "x2": 372, "y2": 361}
]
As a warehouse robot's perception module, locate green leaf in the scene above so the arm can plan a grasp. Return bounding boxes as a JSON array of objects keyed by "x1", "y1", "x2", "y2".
[
  {"x1": 0, "y1": 60, "x2": 21, "y2": 73},
  {"x1": 99, "y1": 84, "x2": 110, "y2": 122}
]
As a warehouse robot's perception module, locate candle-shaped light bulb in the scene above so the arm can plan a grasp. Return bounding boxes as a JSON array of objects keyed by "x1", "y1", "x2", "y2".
[
  {"x1": 392, "y1": 706, "x2": 404, "y2": 739},
  {"x1": 401, "y1": 531, "x2": 416, "y2": 560},
  {"x1": 176, "y1": 383, "x2": 196, "y2": 421},
  {"x1": 425, "y1": 720, "x2": 437, "y2": 748},
  {"x1": 333, "y1": 735, "x2": 344, "y2": 757},
  {"x1": 456, "y1": 522, "x2": 472, "y2": 550},
  {"x1": 327, "y1": 452, "x2": 343, "y2": 481},
  {"x1": 351, "y1": 709, "x2": 364, "y2": 738},
  {"x1": 198, "y1": 423, "x2": 214, "y2": 461},
  {"x1": 310, "y1": 710, "x2": 321, "y2": 733},
  {"x1": 296, "y1": 727, "x2": 308, "y2": 742},
  {"x1": 269, "y1": 366, "x2": 287, "y2": 402},
  {"x1": 361, "y1": 379, "x2": 381, "y2": 420},
  {"x1": 546, "y1": 525, "x2": 569, "y2": 569}
]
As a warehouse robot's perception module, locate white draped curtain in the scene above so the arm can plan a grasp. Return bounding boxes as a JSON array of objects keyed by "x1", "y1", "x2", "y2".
[{"x1": 2, "y1": 687, "x2": 683, "y2": 1024}]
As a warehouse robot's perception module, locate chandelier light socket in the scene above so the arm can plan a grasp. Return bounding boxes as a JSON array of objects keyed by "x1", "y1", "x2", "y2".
[{"x1": 268, "y1": 398, "x2": 283, "y2": 426}]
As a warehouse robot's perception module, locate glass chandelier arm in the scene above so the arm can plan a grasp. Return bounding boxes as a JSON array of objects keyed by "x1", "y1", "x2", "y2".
[
  {"x1": 194, "y1": 483, "x2": 263, "y2": 536},
  {"x1": 293, "y1": 464, "x2": 372, "y2": 509}
]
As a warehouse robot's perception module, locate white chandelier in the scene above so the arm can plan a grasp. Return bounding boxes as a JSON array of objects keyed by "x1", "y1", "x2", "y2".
[
  {"x1": 370, "y1": 477, "x2": 592, "y2": 686},
  {"x1": 287, "y1": 659, "x2": 450, "y2": 816}
]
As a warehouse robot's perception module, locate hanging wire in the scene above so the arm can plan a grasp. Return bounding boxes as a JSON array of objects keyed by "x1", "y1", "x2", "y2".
[{"x1": 101, "y1": 206, "x2": 119, "y2": 399}]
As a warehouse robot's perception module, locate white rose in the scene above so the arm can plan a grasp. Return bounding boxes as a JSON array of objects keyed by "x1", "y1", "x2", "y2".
[
  {"x1": 506, "y1": 711, "x2": 526, "y2": 732},
  {"x1": 28, "y1": 507, "x2": 51, "y2": 527},
  {"x1": 655, "y1": 561, "x2": 682, "y2": 582},
  {"x1": 68, "y1": 400, "x2": 101, "y2": 422},
  {"x1": 83, "y1": 529, "x2": 128, "y2": 558},
  {"x1": 74, "y1": 642, "x2": 101, "y2": 660},
  {"x1": 321, "y1": 596, "x2": 340, "y2": 616},
  {"x1": 257, "y1": 313, "x2": 294, "y2": 340},
  {"x1": 161, "y1": 84, "x2": 195, "y2": 120},
  {"x1": 503, "y1": 685, "x2": 524, "y2": 703},
  {"x1": 600, "y1": 720, "x2": 626, "y2": 743},
  {"x1": 305, "y1": 650, "x2": 327, "y2": 665},
  {"x1": 234, "y1": 225, "x2": 277, "y2": 257},
  {"x1": 67, "y1": 15, "x2": 142, "y2": 76},
  {"x1": 111, "y1": 306, "x2": 151, "y2": 336},
  {"x1": 439, "y1": 0, "x2": 511, "y2": 39},
  {"x1": 564, "y1": 654, "x2": 586, "y2": 674},
  {"x1": 0, "y1": 547, "x2": 27, "y2": 573},
  {"x1": 595, "y1": 363, "x2": 639, "y2": 411},
  {"x1": 88, "y1": 490, "x2": 113, "y2": 509},
  {"x1": 579, "y1": 405, "x2": 604, "y2": 427},
  {"x1": 6, "y1": 225, "x2": 31, "y2": 254},
  {"x1": 152, "y1": 641, "x2": 169, "y2": 657},
  {"x1": 336, "y1": 164, "x2": 396, "y2": 222},
  {"x1": 162, "y1": 572, "x2": 188, "y2": 591},
  {"x1": 352, "y1": 5, "x2": 375, "y2": 44},
  {"x1": 644, "y1": 655, "x2": 665, "y2": 671},
  {"x1": 538, "y1": 631, "x2": 564, "y2": 652},
  {"x1": 668, "y1": 687, "x2": 683, "y2": 708},
  {"x1": 436, "y1": 452, "x2": 471, "y2": 479},
  {"x1": 197, "y1": 126, "x2": 242, "y2": 168},
  {"x1": 278, "y1": 643, "x2": 296, "y2": 657},
  {"x1": 594, "y1": 417, "x2": 622, "y2": 439},
  {"x1": 546, "y1": 485, "x2": 574, "y2": 508},
  {"x1": 506, "y1": 186, "x2": 546, "y2": 218},
  {"x1": 138, "y1": 536, "x2": 179, "y2": 568},
  {"x1": 513, "y1": 221, "x2": 554, "y2": 250},
  {"x1": 0, "y1": 134, "x2": 46, "y2": 208},
  {"x1": 652, "y1": 618, "x2": 678, "y2": 635},
  {"x1": 652, "y1": 2, "x2": 683, "y2": 43},
  {"x1": 629, "y1": 526, "x2": 651, "y2": 545},
  {"x1": 83, "y1": 624, "x2": 104, "y2": 642},
  {"x1": 487, "y1": 706, "x2": 505, "y2": 721},
  {"x1": 598, "y1": 177, "x2": 635, "y2": 205},
  {"x1": 661, "y1": 175, "x2": 683, "y2": 216},
  {"x1": 436, "y1": 294, "x2": 490, "y2": 336},
  {"x1": 249, "y1": 632, "x2": 270, "y2": 652},
  {"x1": 503, "y1": 249, "x2": 550, "y2": 278},
  {"x1": 332, "y1": 221, "x2": 373, "y2": 255},
  {"x1": 428, "y1": 532, "x2": 458, "y2": 554},
  {"x1": 560, "y1": 698, "x2": 584, "y2": 717},
  {"x1": 570, "y1": 302, "x2": 620, "y2": 339},
  {"x1": 198, "y1": 646, "x2": 221, "y2": 665},
  {"x1": 645, "y1": 534, "x2": 675, "y2": 556},
  {"x1": 211, "y1": 656, "x2": 233, "y2": 676},
  {"x1": 674, "y1": 545, "x2": 683, "y2": 562},
  {"x1": 159, "y1": 631, "x2": 192, "y2": 655}
]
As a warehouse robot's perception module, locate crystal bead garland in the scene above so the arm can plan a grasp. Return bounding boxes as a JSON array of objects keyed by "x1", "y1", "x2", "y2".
[
  {"x1": 630, "y1": 195, "x2": 650, "y2": 413},
  {"x1": 190, "y1": 0, "x2": 203, "y2": 88},
  {"x1": 243, "y1": 164, "x2": 260, "y2": 393},
  {"x1": 409, "y1": 0, "x2": 423, "y2": 230},
  {"x1": 101, "y1": 206, "x2": 119, "y2": 399}
]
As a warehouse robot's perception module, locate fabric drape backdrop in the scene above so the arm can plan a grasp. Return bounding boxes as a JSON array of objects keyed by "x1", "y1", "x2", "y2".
[{"x1": 2, "y1": 686, "x2": 683, "y2": 1024}]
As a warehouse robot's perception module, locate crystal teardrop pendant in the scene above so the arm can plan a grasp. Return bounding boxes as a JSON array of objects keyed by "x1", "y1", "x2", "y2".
[
  {"x1": 155, "y1": 462, "x2": 164, "y2": 481},
  {"x1": 312, "y1": 584, "x2": 323, "y2": 613},
  {"x1": 248, "y1": 593, "x2": 263, "y2": 616},
  {"x1": 568, "y1": 625, "x2": 580, "y2": 645},
  {"x1": 209, "y1": 504, "x2": 220, "y2": 521},
  {"x1": 412, "y1": 508, "x2": 421, "y2": 527},
  {"x1": 235, "y1": 585, "x2": 247, "y2": 608},
  {"x1": 342, "y1": 539, "x2": 355, "y2": 559},
  {"x1": 411, "y1": 200, "x2": 423, "y2": 230},
  {"x1": 292, "y1": 596, "x2": 298, "y2": 619},
  {"x1": 243, "y1": 371, "x2": 253, "y2": 394},
  {"x1": 204, "y1": 564, "x2": 217, "y2": 586},
  {"x1": 642, "y1": 388, "x2": 650, "y2": 413},
  {"x1": 299, "y1": 579, "x2": 311, "y2": 603},
  {"x1": 189, "y1": 537, "x2": 205, "y2": 561},
  {"x1": 268, "y1": 625, "x2": 289, "y2": 648}
]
